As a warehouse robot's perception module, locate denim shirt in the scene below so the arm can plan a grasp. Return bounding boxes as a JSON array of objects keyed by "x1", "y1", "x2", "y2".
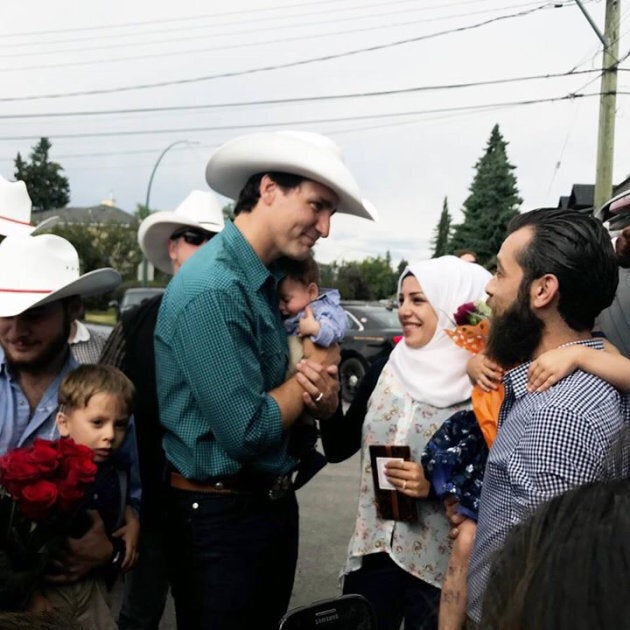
[{"x1": 0, "y1": 347, "x2": 141, "y2": 513}]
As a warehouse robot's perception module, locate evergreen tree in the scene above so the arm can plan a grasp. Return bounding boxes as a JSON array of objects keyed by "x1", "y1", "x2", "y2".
[
  {"x1": 431, "y1": 197, "x2": 452, "y2": 258},
  {"x1": 449, "y1": 125, "x2": 522, "y2": 267},
  {"x1": 14, "y1": 138, "x2": 70, "y2": 212}
]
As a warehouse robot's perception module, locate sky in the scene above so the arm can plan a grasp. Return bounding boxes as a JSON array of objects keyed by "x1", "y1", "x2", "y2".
[{"x1": 0, "y1": 0, "x2": 628, "y2": 268}]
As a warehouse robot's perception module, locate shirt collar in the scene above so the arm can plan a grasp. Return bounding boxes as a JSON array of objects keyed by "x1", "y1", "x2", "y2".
[
  {"x1": 504, "y1": 337, "x2": 605, "y2": 399},
  {"x1": 69, "y1": 319, "x2": 90, "y2": 344},
  {"x1": 223, "y1": 221, "x2": 283, "y2": 291}
]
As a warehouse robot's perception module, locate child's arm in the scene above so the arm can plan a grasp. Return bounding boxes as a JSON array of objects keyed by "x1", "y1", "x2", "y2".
[
  {"x1": 112, "y1": 505, "x2": 140, "y2": 571},
  {"x1": 297, "y1": 306, "x2": 321, "y2": 339},
  {"x1": 467, "y1": 352, "x2": 503, "y2": 392},
  {"x1": 528, "y1": 343, "x2": 630, "y2": 393}
]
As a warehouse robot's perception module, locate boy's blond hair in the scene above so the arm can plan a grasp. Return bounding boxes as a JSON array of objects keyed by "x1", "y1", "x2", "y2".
[{"x1": 58, "y1": 364, "x2": 135, "y2": 415}]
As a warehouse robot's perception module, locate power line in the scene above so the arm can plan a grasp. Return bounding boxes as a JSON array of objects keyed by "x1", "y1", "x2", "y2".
[
  {"x1": 0, "y1": 67, "x2": 601, "y2": 119},
  {"x1": 0, "y1": 2, "x2": 547, "y2": 70},
  {"x1": 0, "y1": 4, "x2": 559, "y2": 103},
  {"x1": 0, "y1": 0, "x2": 535, "y2": 41},
  {"x1": 0, "y1": 91, "x2": 603, "y2": 142}
]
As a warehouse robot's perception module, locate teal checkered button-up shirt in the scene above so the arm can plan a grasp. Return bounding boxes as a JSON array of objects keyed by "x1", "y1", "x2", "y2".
[{"x1": 155, "y1": 221, "x2": 294, "y2": 481}]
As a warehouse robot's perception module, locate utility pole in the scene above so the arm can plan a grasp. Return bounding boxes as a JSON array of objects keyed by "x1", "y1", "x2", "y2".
[{"x1": 576, "y1": 0, "x2": 620, "y2": 210}]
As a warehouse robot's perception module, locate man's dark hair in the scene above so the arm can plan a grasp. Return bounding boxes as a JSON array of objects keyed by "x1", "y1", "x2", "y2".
[
  {"x1": 233, "y1": 172, "x2": 306, "y2": 216},
  {"x1": 278, "y1": 254, "x2": 320, "y2": 287},
  {"x1": 481, "y1": 478, "x2": 630, "y2": 629},
  {"x1": 508, "y1": 208, "x2": 618, "y2": 331}
]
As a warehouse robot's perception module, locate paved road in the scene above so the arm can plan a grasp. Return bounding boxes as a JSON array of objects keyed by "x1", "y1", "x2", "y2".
[{"x1": 113, "y1": 451, "x2": 361, "y2": 628}]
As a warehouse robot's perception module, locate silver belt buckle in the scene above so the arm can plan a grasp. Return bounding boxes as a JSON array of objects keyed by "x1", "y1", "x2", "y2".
[{"x1": 268, "y1": 475, "x2": 291, "y2": 500}]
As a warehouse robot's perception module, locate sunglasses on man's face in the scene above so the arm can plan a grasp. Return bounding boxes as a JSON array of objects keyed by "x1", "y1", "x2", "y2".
[{"x1": 170, "y1": 228, "x2": 213, "y2": 247}]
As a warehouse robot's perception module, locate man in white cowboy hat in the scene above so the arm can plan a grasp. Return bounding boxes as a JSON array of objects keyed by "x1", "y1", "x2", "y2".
[
  {"x1": 0, "y1": 233, "x2": 136, "y2": 582},
  {"x1": 100, "y1": 190, "x2": 224, "y2": 630},
  {"x1": 0, "y1": 175, "x2": 58, "y2": 237},
  {"x1": 0, "y1": 174, "x2": 106, "y2": 364},
  {"x1": 154, "y1": 130, "x2": 376, "y2": 629}
]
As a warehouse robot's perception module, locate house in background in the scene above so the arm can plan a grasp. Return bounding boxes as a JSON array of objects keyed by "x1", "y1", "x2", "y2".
[
  {"x1": 34, "y1": 196, "x2": 137, "y2": 228},
  {"x1": 558, "y1": 174, "x2": 630, "y2": 212}
]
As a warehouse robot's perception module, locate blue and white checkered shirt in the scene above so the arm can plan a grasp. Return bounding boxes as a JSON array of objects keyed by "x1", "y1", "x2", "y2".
[{"x1": 467, "y1": 339, "x2": 627, "y2": 622}]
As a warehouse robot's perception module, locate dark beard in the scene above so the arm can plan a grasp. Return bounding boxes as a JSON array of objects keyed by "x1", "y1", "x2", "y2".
[
  {"x1": 3, "y1": 311, "x2": 71, "y2": 374},
  {"x1": 486, "y1": 290, "x2": 544, "y2": 370}
]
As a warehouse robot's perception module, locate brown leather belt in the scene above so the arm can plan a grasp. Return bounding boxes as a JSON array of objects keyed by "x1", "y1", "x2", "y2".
[{"x1": 169, "y1": 471, "x2": 292, "y2": 500}]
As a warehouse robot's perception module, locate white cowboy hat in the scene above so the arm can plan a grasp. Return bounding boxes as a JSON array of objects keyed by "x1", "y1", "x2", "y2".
[
  {"x1": 0, "y1": 175, "x2": 58, "y2": 237},
  {"x1": 0, "y1": 234, "x2": 121, "y2": 317},
  {"x1": 138, "y1": 190, "x2": 225, "y2": 275},
  {"x1": 205, "y1": 131, "x2": 377, "y2": 221}
]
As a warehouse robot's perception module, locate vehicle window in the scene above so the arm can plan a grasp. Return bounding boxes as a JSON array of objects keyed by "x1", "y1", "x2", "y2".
[
  {"x1": 345, "y1": 311, "x2": 361, "y2": 331},
  {"x1": 121, "y1": 289, "x2": 163, "y2": 308},
  {"x1": 365, "y1": 308, "x2": 400, "y2": 328}
]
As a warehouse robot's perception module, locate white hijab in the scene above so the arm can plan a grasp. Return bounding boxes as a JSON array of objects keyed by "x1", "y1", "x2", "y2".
[{"x1": 388, "y1": 256, "x2": 492, "y2": 408}]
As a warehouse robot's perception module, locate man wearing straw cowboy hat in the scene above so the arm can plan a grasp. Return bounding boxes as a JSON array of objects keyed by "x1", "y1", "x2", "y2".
[
  {"x1": 100, "y1": 190, "x2": 224, "y2": 630},
  {"x1": 0, "y1": 231, "x2": 133, "y2": 582},
  {"x1": 155, "y1": 130, "x2": 376, "y2": 629}
]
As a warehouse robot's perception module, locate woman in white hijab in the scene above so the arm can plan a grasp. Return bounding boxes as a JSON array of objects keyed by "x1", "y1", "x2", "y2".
[{"x1": 322, "y1": 256, "x2": 491, "y2": 630}]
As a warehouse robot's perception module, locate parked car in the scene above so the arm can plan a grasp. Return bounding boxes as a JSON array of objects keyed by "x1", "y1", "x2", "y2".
[
  {"x1": 339, "y1": 301, "x2": 402, "y2": 402},
  {"x1": 109, "y1": 287, "x2": 165, "y2": 321}
]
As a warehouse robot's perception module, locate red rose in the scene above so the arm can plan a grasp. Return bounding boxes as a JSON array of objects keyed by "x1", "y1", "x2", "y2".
[
  {"x1": 57, "y1": 477, "x2": 89, "y2": 513},
  {"x1": 18, "y1": 480, "x2": 58, "y2": 520},
  {"x1": 26, "y1": 439, "x2": 60, "y2": 476},
  {"x1": 453, "y1": 302, "x2": 476, "y2": 326},
  {"x1": 57, "y1": 439, "x2": 92, "y2": 460},
  {"x1": 61, "y1": 455, "x2": 97, "y2": 487},
  {"x1": 0, "y1": 449, "x2": 41, "y2": 498}
]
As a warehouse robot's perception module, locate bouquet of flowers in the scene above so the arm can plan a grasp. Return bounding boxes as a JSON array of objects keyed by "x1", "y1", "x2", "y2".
[
  {"x1": 0, "y1": 438, "x2": 97, "y2": 610},
  {"x1": 445, "y1": 300, "x2": 503, "y2": 447},
  {"x1": 445, "y1": 300, "x2": 492, "y2": 353}
]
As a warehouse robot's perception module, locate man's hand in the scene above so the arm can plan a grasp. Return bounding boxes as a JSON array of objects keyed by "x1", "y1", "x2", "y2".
[
  {"x1": 296, "y1": 360, "x2": 339, "y2": 419},
  {"x1": 46, "y1": 510, "x2": 113, "y2": 584}
]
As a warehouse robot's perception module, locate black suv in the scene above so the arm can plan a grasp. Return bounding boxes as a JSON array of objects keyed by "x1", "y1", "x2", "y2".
[{"x1": 339, "y1": 301, "x2": 402, "y2": 402}]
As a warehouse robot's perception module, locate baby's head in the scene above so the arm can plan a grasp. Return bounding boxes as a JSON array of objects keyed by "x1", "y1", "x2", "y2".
[
  {"x1": 56, "y1": 364, "x2": 135, "y2": 463},
  {"x1": 278, "y1": 255, "x2": 320, "y2": 318}
]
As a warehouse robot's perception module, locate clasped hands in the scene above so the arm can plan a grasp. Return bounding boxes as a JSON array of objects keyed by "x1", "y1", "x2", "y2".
[{"x1": 295, "y1": 338, "x2": 340, "y2": 418}]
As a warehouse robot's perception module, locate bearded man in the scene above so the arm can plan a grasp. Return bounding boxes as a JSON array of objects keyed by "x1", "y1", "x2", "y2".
[{"x1": 466, "y1": 208, "x2": 629, "y2": 625}]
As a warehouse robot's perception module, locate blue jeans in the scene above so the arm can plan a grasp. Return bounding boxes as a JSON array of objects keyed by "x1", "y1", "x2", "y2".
[
  {"x1": 343, "y1": 552, "x2": 441, "y2": 630},
  {"x1": 165, "y1": 487, "x2": 299, "y2": 630}
]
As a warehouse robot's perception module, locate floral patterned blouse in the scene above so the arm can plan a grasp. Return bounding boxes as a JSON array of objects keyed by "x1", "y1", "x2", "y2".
[{"x1": 342, "y1": 362, "x2": 471, "y2": 588}]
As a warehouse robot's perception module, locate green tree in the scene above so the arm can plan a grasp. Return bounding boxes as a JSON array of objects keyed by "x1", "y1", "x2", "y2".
[
  {"x1": 50, "y1": 222, "x2": 142, "y2": 282},
  {"x1": 449, "y1": 125, "x2": 522, "y2": 267},
  {"x1": 336, "y1": 262, "x2": 372, "y2": 300},
  {"x1": 358, "y1": 253, "x2": 397, "y2": 299},
  {"x1": 431, "y1": 197, "x2": 452, "y2": 257},
  {"x1": 135, "y1": 203, "x2": 150, "y2": 221},
  {"x1": 14, "y1": 138, "x2": 70, "y2": 212}
]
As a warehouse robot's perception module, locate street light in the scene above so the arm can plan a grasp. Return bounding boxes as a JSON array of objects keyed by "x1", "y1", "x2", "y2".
[{"x1": 141, "y1": 140, "x2": 199, "y2": 285}]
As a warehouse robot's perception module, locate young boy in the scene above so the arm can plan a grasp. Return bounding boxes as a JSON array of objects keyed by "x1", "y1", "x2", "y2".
[
  {"x1": 278, "y1": 256, "x2": 346, "y2": 488},
  {"x1": 32, "y1": 365, "x2": 139, "y2": 630}
]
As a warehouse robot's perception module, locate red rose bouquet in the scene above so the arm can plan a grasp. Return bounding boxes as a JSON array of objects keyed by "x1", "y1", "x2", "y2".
[
  {"x1": 445, "y1": 300, "x2": 503, "y2": 447},
  {"x1": 0, "y1": 438, "x2": 97, "y2": 610}
]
